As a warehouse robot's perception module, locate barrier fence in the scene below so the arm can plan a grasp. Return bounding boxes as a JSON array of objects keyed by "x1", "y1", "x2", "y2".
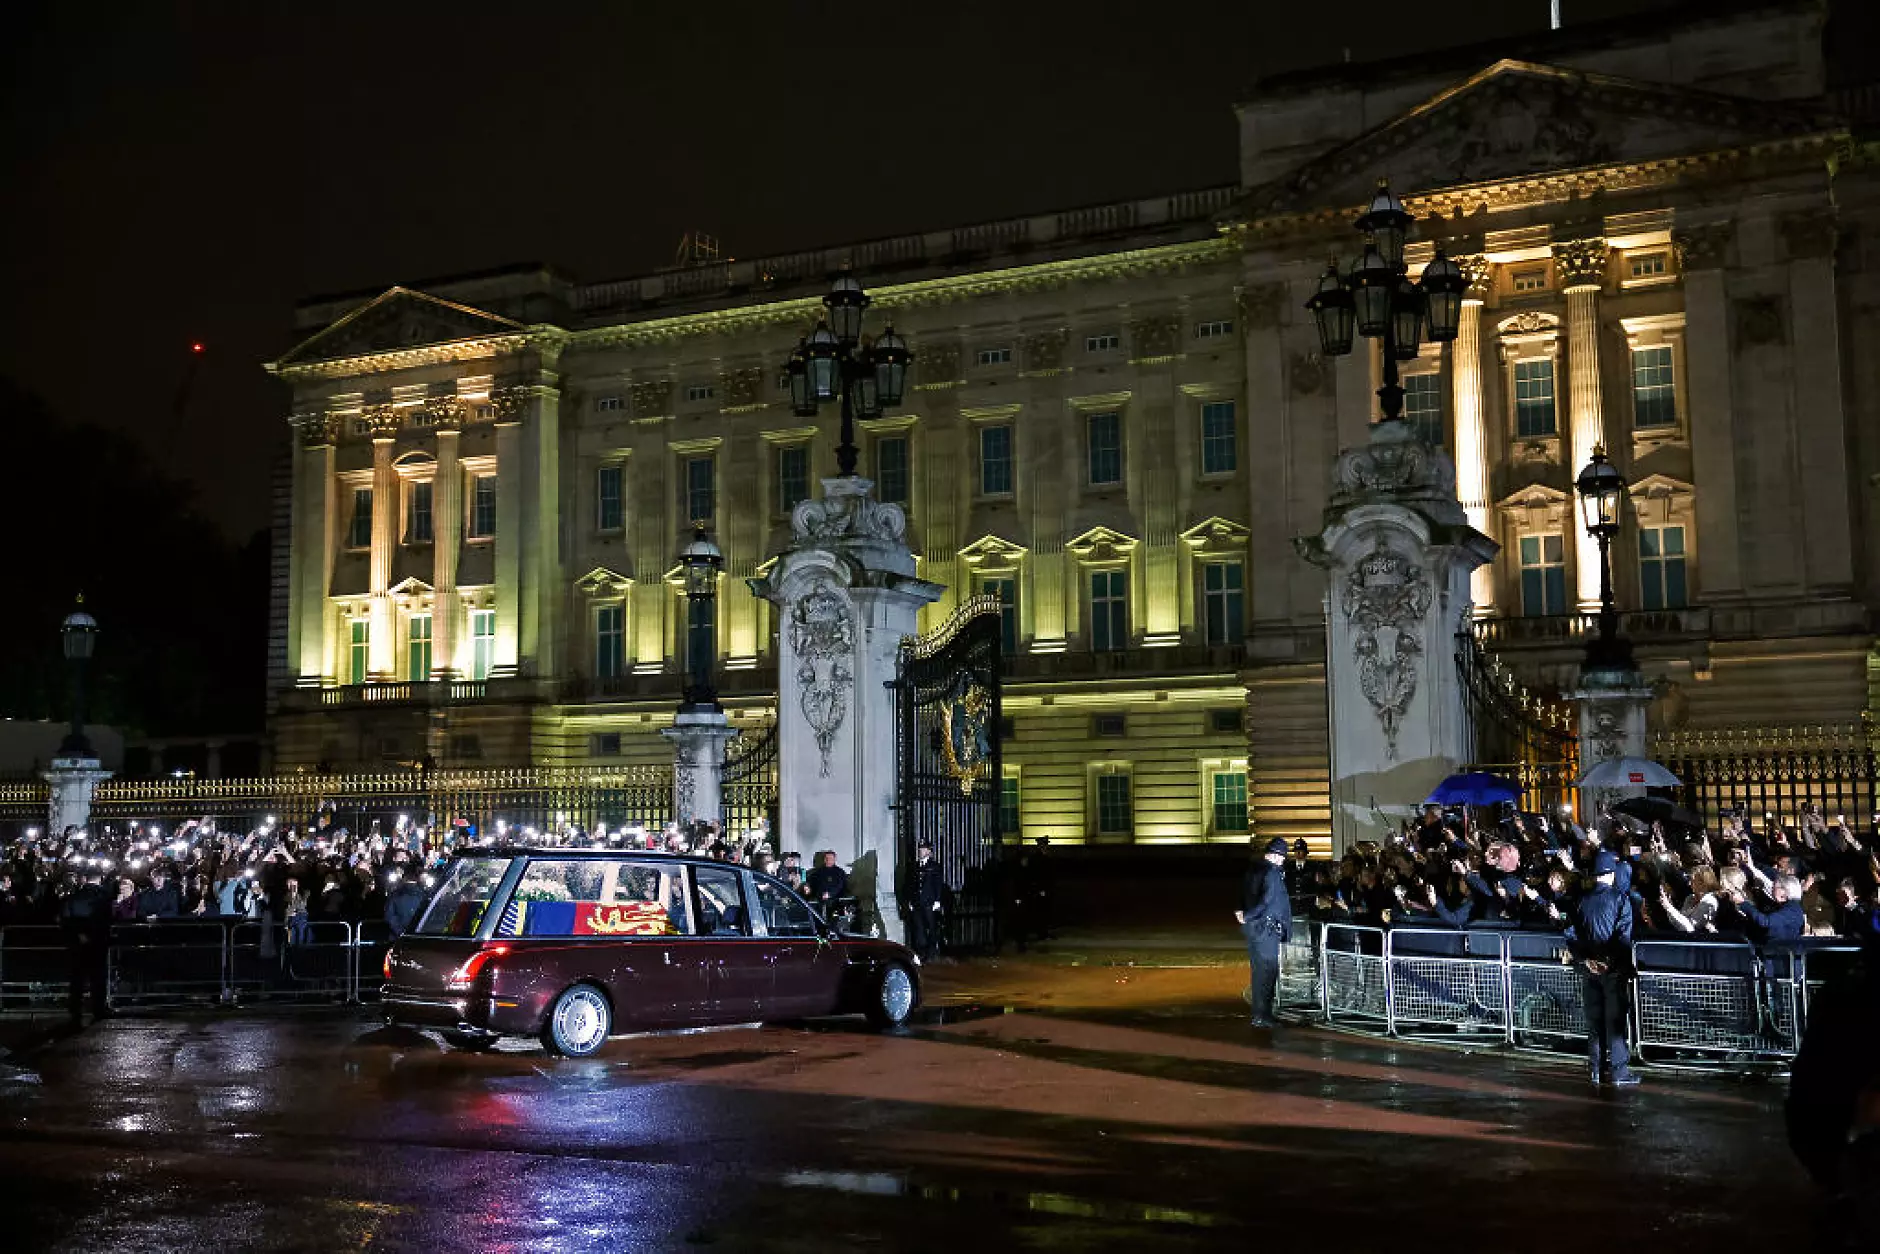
[
  {"x1": 1281, "y1": 920, "x2": 1857, "y2": 1071},
  {"x1": 0, "y1": 920, "x2": 391, "y2": 1011}
]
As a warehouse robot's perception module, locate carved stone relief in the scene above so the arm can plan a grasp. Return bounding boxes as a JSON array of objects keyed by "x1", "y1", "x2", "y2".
[
  {"x1": 789, "y1": 583, "x2": 855, "y2": 777},
  {"x1": 631, "y1": 379, "x2": 672, "y2": 419},
  {"x1": 1288, "y1": 351, "x2": 1327, "y2": 396},
  {"x1": 1235, "y1": 283, "x2": 1286, "y2": 331},
  {"x1": 1127, "y1": 315, "x2": 1182, "y2": 362},
  {"x1": 915, "y1": 343, "x2": 961, "y2": 389},
  {"x1": 1672, "y1": 222, "x2": 1734, "y2": 271},
  {"x1": 1551, "y1": 237, "x2": 1609, "y2": 287},
  {"x1": 791, "y1": 488, "x2": 907, "y2": 546},
  {"x1": 720, "y1": 365, "x2": 767, "y2": 410},
  {"x1": 1341, "y1": 539, "x2": 1433, "y2": 759}
]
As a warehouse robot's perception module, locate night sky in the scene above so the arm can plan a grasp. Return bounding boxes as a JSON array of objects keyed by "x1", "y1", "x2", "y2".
[{"x1": 0, "y1": 0, "x2": 1757, "y2": 540}]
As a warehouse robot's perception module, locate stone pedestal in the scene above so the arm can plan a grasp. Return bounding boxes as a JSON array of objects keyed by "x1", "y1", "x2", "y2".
[
  {"x1": 1299, "y1": 421, "x2": 1496, "y2": 853},
  {"x1": 45, "y1": 755, "x2": 112, "y2": 836},
  {"x1": 1572, "y1": 663, "x2": 1654, "y2": 819},
  {"x1": 751, "y1": 476, "x2": 943, "y2": 941},
  {"x1": 662, "y1": 706, "x2": 740, "y2": 831}
]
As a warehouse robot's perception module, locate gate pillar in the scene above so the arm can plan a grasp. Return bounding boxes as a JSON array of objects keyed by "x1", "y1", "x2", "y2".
[
  {"x1": 751, "y1": 476, "x2": 943, "y2": 940},
  {"x1": 662, "y1": 708, "x2": 739, "y2": 831},
  {"x1": 1298, "y1": 420, "x2": 1496, "y2": 853},
  {"x1": 1570, "y1": 666, "x2": 1653, "y2": 817},
  {"x1": 45, "y1": 754, "x2": 111, "y2": 836}
]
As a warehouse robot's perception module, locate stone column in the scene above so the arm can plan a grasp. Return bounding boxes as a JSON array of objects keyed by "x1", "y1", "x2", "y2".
[
  {"x1": 1298, "y1": 421, "x2": 1496, "y2": 852},
  {"x1": 46, "y1": 756, "x2": 112, "y2": 836},
  {"x1": 1572, "y1": 665, "x2": 1654, "y2": 819},
  {"x1": 752, "y1": 476, "x2": 943, "y2": 941},
  {"x1": 432, "y1": 419, "x2": 462, "y2": 679},
  {"x1": 1554, "y1": 238, "x2": 1609, "y2": 612},
  {"x1": 1450, "y1": 256, "x2": 1494, "y2": 614},
  {"x1": 491, "y1": 403, "x2": 524, "y2": 677},
  {"x1": 1675, "y1": 222, "x2": 1742, "y2": 598},
  {"x1": 290, "y1": 413, "x2": 338, "y2": 685},
  {"x1": 663, "y1": 712, "x2": 740, "y2": 830},
  {"x1": 1783, "y1": 209, "x2": 1855, "y2": 593},
  {"x1": 366, "y1": 410, "x2": 400, "y2": 678}
]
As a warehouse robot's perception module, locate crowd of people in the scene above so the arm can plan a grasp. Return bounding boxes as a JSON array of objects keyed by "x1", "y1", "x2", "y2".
[{"x1": 1293, "y1": 800, "x2": 1880, "y2": 946}]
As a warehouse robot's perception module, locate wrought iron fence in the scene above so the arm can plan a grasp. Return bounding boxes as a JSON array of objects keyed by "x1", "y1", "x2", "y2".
[
  {"x1": 722, "y1": 722, "x2": 779, "y2": 841},
  {"x1": 1652, "y1": 724, "x2": 1879, "y2": 832},
  {"x1": 1456, "y1": 631, "x2": 1578, "y2": 813}
]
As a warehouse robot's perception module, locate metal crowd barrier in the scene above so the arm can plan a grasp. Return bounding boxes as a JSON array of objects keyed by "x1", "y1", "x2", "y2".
[
  {"x1": 1279, "y1": 920, "x2": 1860, "y2": 1072},
  {"x1": 0, "y1": 920, "x2": 396, "y2": 1011}
]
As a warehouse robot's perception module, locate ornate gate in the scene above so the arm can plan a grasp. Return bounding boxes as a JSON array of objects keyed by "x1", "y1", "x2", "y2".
[
  {"x1": 721, "y1": 721, "x2": 779, "y2": 843},
  {"x1": 1456, "y1": 630, "x2": 1580, "y2": 816},
  {"x1": 895, "y1": 596, "x2": 1003, "y2": 953}
]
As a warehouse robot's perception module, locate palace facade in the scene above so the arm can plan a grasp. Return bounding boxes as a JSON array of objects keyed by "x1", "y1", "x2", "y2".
[{"x1": 268, "y1": 1, "x2": 1880, "y2": 850}]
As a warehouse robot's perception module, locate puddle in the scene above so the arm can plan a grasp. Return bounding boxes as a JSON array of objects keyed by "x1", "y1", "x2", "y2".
[{"x1": 777, "y1": 1168, "x2": 1230, "y2": 1229}]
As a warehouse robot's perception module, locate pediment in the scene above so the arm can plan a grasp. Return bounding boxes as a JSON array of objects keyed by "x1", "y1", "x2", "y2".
[
  {"x1": 1495, "y1": 482, "x2": 1570, "y2": 513},
  {"x1": 1180, "y1": 516, "x2": 1252, "y2": 551},
  {"x1": 958, "y1": 533, "x2": 1029, "y2": 567},
  {"x1": 1066, "y1": 525, "x2": 1139, "y2": 561},
  {"x1": 576, "y1": 565, "x2": 634, "y2": 596},
  {"x1": 388, "y1": 576, "x2": 434, "y2": 597},
  {"x1": 1246, "y1": 59, "x2": 1836, "y2": 217},
  {"x1": 1629, "y1": 473, "x2": 1693, "y2": 501},
  {"x1": 275, "y1": 287, "x2": 527, "y2": 368}
]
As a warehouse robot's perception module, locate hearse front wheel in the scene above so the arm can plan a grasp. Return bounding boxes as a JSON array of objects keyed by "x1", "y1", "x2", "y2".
[
  {"x1": 865, "y1": 964, "x2": 916, "y2": 1031},
  {"x1": 542, "y1": 985, "x2": 612, "y2": 1057}
]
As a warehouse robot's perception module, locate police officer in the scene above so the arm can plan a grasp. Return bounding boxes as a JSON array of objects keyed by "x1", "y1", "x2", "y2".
[
  {"x1": 1567, "y1": 850, "x2": 1640, "y2": 1087},
  {"x1": 60, "y1": 867, "x2": 113, "y2": 1024},
  {"x1": 383, "y1": 870, "x2": 428, "y2": 937},
  {"x1": 907, "y1": 840, "x2": 944, "y2": 961},
  {"x1": 1237, "y1": 837, "x2": 1292, "y2": 1029}
]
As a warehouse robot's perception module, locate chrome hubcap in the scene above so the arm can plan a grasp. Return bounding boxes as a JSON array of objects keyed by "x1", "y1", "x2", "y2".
[
  {"x1": 881, "y1": 967, "x2": 913, "y2": 1022},
  {"x1": 556, "y1": 989, "x2": 608, "y2": 1051}
]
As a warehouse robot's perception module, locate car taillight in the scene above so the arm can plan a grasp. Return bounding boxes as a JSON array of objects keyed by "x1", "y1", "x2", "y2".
[
  {"x1": 445, "y1": 945, "x2": 509, "y2": 990},
  {"x1": 383, "y1": 950, "x2": 395, "y2": 981}
]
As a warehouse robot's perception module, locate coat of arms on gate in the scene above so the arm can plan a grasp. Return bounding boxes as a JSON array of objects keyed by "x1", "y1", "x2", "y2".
[
  {"x1": 1341, "y1": 538, "x2": 1432, "y2": 760},
  {"x1": 938, "y1": 670, "x2": 993, "y2": 795},
  {"x1": 790, "y1": 583, "x2": 855, "y2": 777}
]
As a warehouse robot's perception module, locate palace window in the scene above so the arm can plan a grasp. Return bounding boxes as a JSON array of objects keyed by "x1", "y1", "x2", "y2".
[
  {"x1": 1087, "y1": 411, "x2": 1122, "y2": 486},
  {"x1": 596, "y1": 463, "x2": 624, "y2": 532},
  {"x1": 1094, "y1": 713, "x2": 1126, "y2": 738},
  {"x1": 979, "y1": 576, "x2": 1018, "y2": 655},
  {"x1": 1511, "y1": 266, "x2": 1548, "y2": 294},
  {"x1": 1403, "y1": 373, "x2": 1444, "y2": 448},
  {"x1": 1513, "y1": 359, "x2": 1557, "y2": 438},
  {"x1": 1203, "y1": 560, "x2": 1244, "y2": 647},
  {"x1": 1631, "y1": 346, "x2": 1677, "y2": 429},
  {"x1": 1200, "y1": 400, "x2": 1237, "y2": 475},
  {"x1": 407, "y1": 614, "x2": 432, "y2": 682},
  {"x1": 1090, "y1": 569, "x2": 1128, "y2": 652},
  {"x1": 1085, "y1": 332, "x2": 1119, "y2": 353},
  {"x1": 1211, "y1": 768, "x2": 1249, "y2": 834},
  {"x1": 468, "y1": 475, "x2": 497, "y2": 538},
  {"x1": 1195, "y1": 319, "x2": 1234, "y2": 340},
  {"x1": 406, "y1": 481, "x2": 433, "y2": 545},
  {"x1": 347, "y1": 489, "x2": 373, "y2": 549},
  {"x1": 976, "y1": 346, "x2": 1012, "y2": 367},
  {"x1": 1518, "y1": 534, "x2": 1569, "y2": 617},
  {"x1": 777, "y1": 444, "x2": 810, "y2": 512},
  {"x1": 591, "y1": 732, "x2": 624, "y2": 756},
  {"x1": 594, "y1": 603, "x2": 625, "y2": 679},
  {"x1": 875, "y1": 434, "x2": 909, "y2": 506},
  {"x1": 1096, "y1": 771, "x2": 1132, "y2": 835},
  {"x1": 1627, "y1": 251, "x2": 1669, "y2": 281},
  {"x1": 1639, "y1": 525, "x2": 1688, "y2": 611},
  {"x1": 684, "y1": 383, "x2": 716, "y2": 403},
  {"x1": 683, "y1": 456, "x2": 715, "y2": 524},
  {"x1": 348, "y1": 619, "x2": 369, "y2": 686},
  {"x1": 999, "y1": 774, "x2": 1021, "y2": 836},
  {"x1": 979, "y1": 425, "x2": 1013, "y2": 496},
  {"x1": 469, "y1": 610, "x2": 495, "y2": 681},
  {"x1": 595, "y1": 395, "x2": 625, "y2": 413}
]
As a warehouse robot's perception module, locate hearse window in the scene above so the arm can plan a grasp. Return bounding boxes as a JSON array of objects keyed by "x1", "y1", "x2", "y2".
[
  {"x1": 752, "y1": 875, "x2": 818, "y2": 938},
  {"x1": 414, "y1": 857, "x2": 513, "y2": 937},
  {"x1": 693, "y1": 865, "x2": 750, "y2": 936},
  {"x1": 495, "y1": 859, "x2": 691, "y2": 937}
]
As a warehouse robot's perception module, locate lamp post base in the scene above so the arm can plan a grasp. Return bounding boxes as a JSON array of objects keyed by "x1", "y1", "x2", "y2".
[{"x1": 44, "y1": 755, "x2": 112, "y2": 837}]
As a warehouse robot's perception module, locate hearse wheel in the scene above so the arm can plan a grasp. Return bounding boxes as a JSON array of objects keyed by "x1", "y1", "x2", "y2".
[
  {"x1": 542, "y1": 984, "x2": 612, "y2": 1057},
  {"x1": 865, "y1": 964, "x2": 915, "y2": 1031}
]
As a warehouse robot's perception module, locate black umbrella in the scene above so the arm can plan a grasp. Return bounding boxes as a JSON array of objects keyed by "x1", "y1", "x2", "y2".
[{"x1": 1609, "y1": 795, "x2": 1704, "y2": 830}]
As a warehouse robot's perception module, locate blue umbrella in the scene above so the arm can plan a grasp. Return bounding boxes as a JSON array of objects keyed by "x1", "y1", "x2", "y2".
[{"x1": 1424, "y1": 772, "x2": 1520, "y2": 807}]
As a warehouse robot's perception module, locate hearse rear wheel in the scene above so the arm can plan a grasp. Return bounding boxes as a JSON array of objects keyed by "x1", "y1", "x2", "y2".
[
  {"x1": 542, "y1": 984, "x2": 612, "y2": 1057},
  {"x1": 865, "y1": 964, "x2": 915, "y2": 1031}
]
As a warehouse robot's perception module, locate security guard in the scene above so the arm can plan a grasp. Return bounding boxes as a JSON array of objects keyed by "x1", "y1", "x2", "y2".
[
  {"x1": 60, "y1": 867, "x2": 113, "y2": 1024},
  {"x1": 907, "y1": 840, "x2": 945, "y2": 961},
  {"x1": 1567, "y1": 850, "x2": 1640, "y2": 1087},
  {"x1": 1237, "y1": 837, "x2": 1292, "y2": 1029}
]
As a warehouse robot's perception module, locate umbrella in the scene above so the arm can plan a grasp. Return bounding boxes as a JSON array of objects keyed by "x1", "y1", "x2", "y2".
[
  {"x1": 1609, "y1": 795, "x2": 1704, "y2": 830},
  {"x1": 1424, "y1": 772, "x2": 1520, "y2": 807},
  {"x1": 1578, "y1": 757, "x2": 1680, "y2": 789}
]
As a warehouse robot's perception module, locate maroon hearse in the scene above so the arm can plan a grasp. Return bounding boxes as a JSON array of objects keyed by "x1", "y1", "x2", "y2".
[{"x1": 381, "y1": 849, "x2": 921, "y2": 1056}]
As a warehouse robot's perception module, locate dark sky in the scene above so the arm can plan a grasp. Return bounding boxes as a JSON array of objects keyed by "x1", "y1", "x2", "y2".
[{"x1": 0, "y1": 0, "x2": 1706, "y2": 539}]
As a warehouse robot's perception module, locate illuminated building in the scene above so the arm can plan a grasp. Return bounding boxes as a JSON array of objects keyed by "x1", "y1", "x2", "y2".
[{"x1": 269, "y1": 3, "x2": 1879, "y2": 848}]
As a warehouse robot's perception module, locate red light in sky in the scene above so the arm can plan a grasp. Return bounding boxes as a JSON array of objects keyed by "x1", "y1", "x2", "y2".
[{"x1": 191, "y1": 342, "x2": 205, "y2": 353}]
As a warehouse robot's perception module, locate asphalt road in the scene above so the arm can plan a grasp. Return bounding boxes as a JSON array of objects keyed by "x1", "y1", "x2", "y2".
[{"x1": 0, "y1": 964, "x2": 1823, "y2": 1253}]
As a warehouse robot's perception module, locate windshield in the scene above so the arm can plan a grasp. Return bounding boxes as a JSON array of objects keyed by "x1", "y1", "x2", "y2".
[{"x1": 413, "y1": 857, "x2": 514, "y2": 937}]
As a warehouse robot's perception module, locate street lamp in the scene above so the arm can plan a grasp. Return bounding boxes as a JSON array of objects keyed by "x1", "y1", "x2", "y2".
[
  {"x1": 1306, "y1": 177, "x2": 1467, "y2": 427},
  {"x1": 786, "y1": 273, "x2": 914, "y2": 478},
  {"x1": 678, "y1": 524, "x2": 724, "y2": 710},
  {"x1": 60, "y1": 597, "x2": 99, "y2": 756},
  {"x1": 1574, "y1": 446, "x2": 1635, "y2": 670}
]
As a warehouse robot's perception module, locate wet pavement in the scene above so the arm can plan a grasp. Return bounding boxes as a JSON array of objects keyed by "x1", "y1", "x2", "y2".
[{"x1": 0, "y1": 959, "x2": 1822, "y2": 1253}]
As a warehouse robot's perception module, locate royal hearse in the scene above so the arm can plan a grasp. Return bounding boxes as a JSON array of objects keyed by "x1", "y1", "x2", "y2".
[{"x1": 381, "y1": 848, "x2": 920, "y2": 1056}]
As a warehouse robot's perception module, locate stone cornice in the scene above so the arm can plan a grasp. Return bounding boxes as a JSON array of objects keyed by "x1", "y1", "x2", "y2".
[{"x1": 268, "y1": 329, "x2": 563, "y2": 383}]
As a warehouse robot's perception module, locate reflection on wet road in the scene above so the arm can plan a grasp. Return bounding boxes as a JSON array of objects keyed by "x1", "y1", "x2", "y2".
[{"x1": 0, "y1": 1001, "x2": 1810, "y2": 1253}]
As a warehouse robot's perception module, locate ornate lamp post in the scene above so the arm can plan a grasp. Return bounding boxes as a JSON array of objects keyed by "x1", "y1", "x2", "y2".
[
  {"x1": 60, "y1": 598, "x2": 99, "y2": 756},
  {"x1": 1306, "y1": 178, "x2": 1467, "y2": 426},
  {"x1": 1575, "y1": 446, "x2": 1635, "y2": 671},
  {"x1": 786, "y1": 274, "x2": 912, "y2": 477},
  {"x1": 678, "y1": 524, "x2": 724, "y2": 711}
]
